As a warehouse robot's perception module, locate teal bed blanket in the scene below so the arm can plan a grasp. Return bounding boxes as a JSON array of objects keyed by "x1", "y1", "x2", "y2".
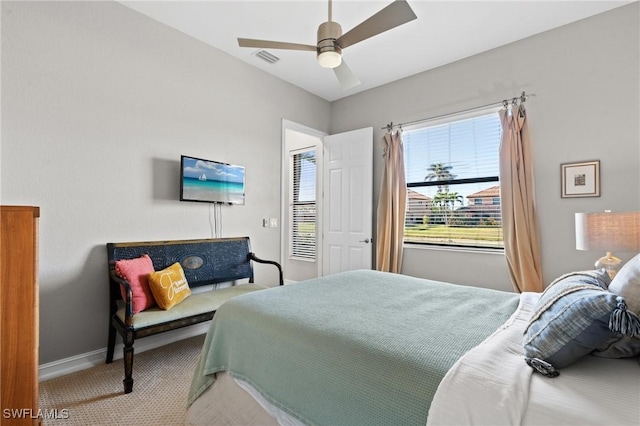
[{"x1": 188, "y1": 270, "x2": 519, "y2": 426}]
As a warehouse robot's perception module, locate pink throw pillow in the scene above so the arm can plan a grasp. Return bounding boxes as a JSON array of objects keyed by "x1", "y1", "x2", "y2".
[{"x1": 115, "y1": 254, "x2": 156, "y2": 314}]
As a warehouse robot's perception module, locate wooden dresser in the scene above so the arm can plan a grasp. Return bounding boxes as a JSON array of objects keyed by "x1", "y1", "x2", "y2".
[{"x1": 1, "y1": 206, "x2": 40, "y2": 425}]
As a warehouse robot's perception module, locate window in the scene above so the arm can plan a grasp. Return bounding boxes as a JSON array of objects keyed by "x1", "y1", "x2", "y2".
[
  {"x1": 290, "y1": 149, "x2": 316, "y2": 259},
  {"x1": 403, "y1": 110, "x2": 503, "y2": 249}
]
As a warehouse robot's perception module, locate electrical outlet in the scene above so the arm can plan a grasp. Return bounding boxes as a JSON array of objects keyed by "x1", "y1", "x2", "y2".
[
  {"x1": 269, "y1": 218, "x2": 278, "y2": 228},
  {"x1": 262, "y1": 218, "x2": 269, "y2": 227}
]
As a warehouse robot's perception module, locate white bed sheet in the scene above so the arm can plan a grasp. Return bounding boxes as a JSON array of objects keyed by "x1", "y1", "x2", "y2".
[
  {"x1": 524, "y1": 353, "x2": 640, "y2": 425},
  {"x1": 428, "y1": 292, "x2": 640, "y2": 426}
]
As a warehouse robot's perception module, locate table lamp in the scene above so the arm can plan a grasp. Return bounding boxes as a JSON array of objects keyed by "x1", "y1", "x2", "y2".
[{"x1": 575, "y1": 211, "x2": 640, "y2": 279}]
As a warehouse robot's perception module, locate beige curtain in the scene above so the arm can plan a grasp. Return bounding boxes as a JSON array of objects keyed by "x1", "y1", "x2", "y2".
[
  {"x1": 499, "y1": 103, "x2": 543, "y2": 292},
  {"x1": 376, "y1": 130, "x2": 407, "y2": 273}
]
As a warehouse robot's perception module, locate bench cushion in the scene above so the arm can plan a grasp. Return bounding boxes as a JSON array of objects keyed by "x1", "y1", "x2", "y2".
[{"x1": 117, "y1": 284, "x2": 266, "y2": 329}]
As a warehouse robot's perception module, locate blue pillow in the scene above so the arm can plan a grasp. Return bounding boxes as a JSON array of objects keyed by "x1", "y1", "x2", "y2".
[{"x1": 523, "y1": 270, "x2": 640, "y2": 377}]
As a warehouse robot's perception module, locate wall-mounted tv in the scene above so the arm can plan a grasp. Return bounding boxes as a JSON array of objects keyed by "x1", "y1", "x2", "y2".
[{"x1": 180, "y1": 155, "x2": 245, "y2": 205}]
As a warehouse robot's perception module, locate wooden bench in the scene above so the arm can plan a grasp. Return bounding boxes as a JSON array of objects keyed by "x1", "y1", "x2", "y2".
[{"x1": 106, "y1": 237, "x2": 283, "y2": 393}]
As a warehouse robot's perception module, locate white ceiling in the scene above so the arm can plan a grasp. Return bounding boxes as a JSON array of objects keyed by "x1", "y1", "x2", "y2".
[{"x1": 120, "y1": 0, "x2": 633, "y2": 102}]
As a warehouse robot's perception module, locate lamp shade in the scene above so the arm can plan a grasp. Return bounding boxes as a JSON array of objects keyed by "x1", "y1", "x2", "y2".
[{"x1": 575, "y1": 211, "x2": 640, "y2": 251}]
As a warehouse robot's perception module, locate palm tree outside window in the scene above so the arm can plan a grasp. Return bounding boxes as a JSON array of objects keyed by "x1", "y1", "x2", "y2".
[{"x1": 403, "y1": 110, "x2": 503, "y2": 249}]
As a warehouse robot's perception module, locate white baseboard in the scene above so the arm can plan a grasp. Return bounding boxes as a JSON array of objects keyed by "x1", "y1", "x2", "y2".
[{"x1": 38, "y1": 322, "x2": 211, "y2": 382}]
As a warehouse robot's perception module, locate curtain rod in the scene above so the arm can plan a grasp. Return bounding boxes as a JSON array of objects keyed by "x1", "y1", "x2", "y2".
[{"x1": 383, "y1": 91, "x2": 534, "y2": 131}]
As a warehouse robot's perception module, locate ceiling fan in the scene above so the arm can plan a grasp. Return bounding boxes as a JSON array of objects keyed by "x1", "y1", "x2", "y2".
[{"x1": 238, "y1": 0, "x2": 417, "y2": 91}]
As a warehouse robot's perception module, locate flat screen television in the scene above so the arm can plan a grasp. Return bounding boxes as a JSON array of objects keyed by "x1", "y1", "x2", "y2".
[{"x1": 180, "y1": 155, "x2": 245, "y2": 205}]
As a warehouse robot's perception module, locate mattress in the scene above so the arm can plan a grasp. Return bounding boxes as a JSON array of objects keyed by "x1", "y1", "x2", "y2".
[
  {"x1": 187, "y1": 270, "x2": 518, "y2": 425},
  {"x1": 188, "y1": 340, "x2": 640, "y2": 426},
  {"x1": 187, "y1": 271, "x2": 640, "y2": 425}
]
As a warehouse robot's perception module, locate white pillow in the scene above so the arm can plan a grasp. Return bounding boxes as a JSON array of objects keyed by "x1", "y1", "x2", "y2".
[{"x1": 609, "y1": 253, "x2": 640, "y2": 314}]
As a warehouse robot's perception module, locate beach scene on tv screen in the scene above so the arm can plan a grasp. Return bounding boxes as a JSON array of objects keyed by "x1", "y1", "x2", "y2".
[{"x1": 182, "y1": 157, "x2": 245, "y2": 204}]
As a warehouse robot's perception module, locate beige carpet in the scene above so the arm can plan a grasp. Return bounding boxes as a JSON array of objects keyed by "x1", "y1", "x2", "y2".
[{"x1": 39, "y1": 334, "x2": 206, "y2": 425}]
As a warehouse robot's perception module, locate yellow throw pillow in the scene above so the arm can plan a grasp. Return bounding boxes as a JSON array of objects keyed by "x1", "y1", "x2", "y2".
[{"x1": 148, "y1": 262, "x2": 191, "y2": 310}]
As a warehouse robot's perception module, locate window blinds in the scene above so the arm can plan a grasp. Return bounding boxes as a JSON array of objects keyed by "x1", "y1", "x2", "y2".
[
  {"x1": 403, "y1": 112, "x2": 504, "y2": 248},
  {"x1": 291, "y1": 151, "x2": 316, "y2": 259}
]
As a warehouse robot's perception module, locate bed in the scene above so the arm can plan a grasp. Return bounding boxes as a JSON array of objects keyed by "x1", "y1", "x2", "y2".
[{"x1": 186, "y1": 269, "x2": 640, "y2": 426}]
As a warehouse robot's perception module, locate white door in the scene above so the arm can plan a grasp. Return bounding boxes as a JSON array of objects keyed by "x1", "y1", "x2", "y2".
[{"x1": 322, "y1": 127, "x2": 373, "y2": 275}]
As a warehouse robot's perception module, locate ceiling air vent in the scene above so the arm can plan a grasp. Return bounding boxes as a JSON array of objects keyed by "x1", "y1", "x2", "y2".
[{"x1": 254, "y1": 50, "x2": 280, "y2": 64}]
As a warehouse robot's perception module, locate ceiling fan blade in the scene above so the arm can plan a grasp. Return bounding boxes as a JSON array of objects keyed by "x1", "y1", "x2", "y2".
[
  {"x1": 333, "y1": 60, "x2": 361, "y2": 91},
  {"x1": 336, "y1": 0, "x2": 417, "y2": 49},
  {"x1": 238, "y1": 38, "x2": 316, "y2": 51}
]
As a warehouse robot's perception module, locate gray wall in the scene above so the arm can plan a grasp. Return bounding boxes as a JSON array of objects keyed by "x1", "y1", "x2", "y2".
[
  {"x1": 1, "y1": 1, "x2": 330, "y2": 364},
  {"x1": 331, "y1": 3, "x2": 640, "y2": 292}
]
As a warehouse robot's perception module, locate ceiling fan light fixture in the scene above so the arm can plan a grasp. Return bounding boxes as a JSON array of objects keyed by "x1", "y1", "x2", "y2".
[
  {"x1": 318, "y1": 50, "x2": 342, "y2": 68},
  {"x1": 317, "y1": 20, "x2": 343, "y2": 68}
]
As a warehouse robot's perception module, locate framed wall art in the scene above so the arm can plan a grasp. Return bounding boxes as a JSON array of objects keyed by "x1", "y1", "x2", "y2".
[{"x1": 561, "y1": 160, "x2": 600, "y2": 198}]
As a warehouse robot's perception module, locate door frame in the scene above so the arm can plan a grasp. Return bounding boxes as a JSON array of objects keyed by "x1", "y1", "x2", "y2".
[{"x1": 281, "y1": 119, "x2": 327, "y2": 279}]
